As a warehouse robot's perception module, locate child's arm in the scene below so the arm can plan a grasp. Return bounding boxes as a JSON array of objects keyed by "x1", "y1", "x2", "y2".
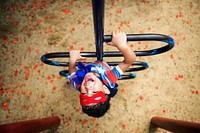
[
  {"x1": 107, "y1": 31, "x2": 136, "y2": 72},
  {"x1": 69, "y1": 50, "x2": 86, "y2": 74}
]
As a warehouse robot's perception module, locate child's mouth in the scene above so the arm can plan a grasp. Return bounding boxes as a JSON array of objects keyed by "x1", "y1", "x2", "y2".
[{"x1": 85, "y1": 78, "x2": 94, "y2": 82}]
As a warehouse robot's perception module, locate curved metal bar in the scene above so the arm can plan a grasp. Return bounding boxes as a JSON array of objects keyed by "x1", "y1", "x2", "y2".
[
  {"x1": 40, "y1": 33, "x2": 175, "y2": 66},
  {"x1": 40, "y1": 52, "x2": 95, "y2": 66},
  {"x1": 107, "y1": 61, "x2": 149, "y2": 71},
  {"x1": 104, "y1": 34, "x2": 173, "y2": 42},
  {"x1": 119, "y1": 73, "x2": 137, "y2": 80},
  {"x1": 59, "y1": 61, "x2": 149, "y2": 78},
  {"x1": 41, "y1": 52, "x2": 149, "y2": 69},
  {"x1": 104, "y1": 34, "x2": 175, "y2": 56}
]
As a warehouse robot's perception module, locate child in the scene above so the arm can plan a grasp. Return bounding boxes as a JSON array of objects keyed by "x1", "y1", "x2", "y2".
[{"x1": 68, "y1": 31, "x2": 136, "y2": 117}]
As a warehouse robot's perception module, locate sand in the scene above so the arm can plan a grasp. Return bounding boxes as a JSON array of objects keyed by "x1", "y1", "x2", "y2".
[{"x1": 0, "y1": 0, "x2": 199, "y2": 132}]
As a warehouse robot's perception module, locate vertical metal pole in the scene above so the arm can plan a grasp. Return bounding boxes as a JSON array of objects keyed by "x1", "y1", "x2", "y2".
[{"x1": 92, "y1": 0, "x2": 105, "y2": 61}]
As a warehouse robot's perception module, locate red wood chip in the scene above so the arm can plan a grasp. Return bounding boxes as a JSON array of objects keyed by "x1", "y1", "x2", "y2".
[
  {"x1": 91, "y1": 118, "x2": 96, "y2": 123},
  {"x1": 10, "y1": 6, "x2": 15, "y2": 12},
  {"x1": 22, "y1": 90, "x2": 27, "y2": 95},
  {"x1": 82, "y1": 119, "x2": 88, "y2": 124},
  {"x1": 174, "y1": 32, "x2": 178, "y2": 36},
  {"x1": 63, "y1": 9, "x2": 70, "y2": 14},
  {"x1": 70, "y1": 45, "x2": 74, "y2": 50},
  {"x1": 155, "y1": 86, "x2": 158, "y2": 90},
  {"x1": 19, "y1": 4, "x2": 25, "y2": 10},
  {"x1": 16, "y1": 84, "x2": 21, "y2": 87},
  {"x1": 42, "y1": 2, "x2": 47, "y2": 8},
  {"x1": 24, "y1": 105, "x2": 30, "y2": 110},
  {"x1": 13, "y1": 21, "x2": 18, "y2": 26},
  {"x1": 27, "y1": 47, "x2": 31, "y2": 53},
  {"x1": 122, "y1": 124, "x2": 126, "y2": 129},
  {"x1": 33, "y1": 64, "x2": 39, "y2": 69},
  {"x1": 190, "y1": 3, "x2": 193, "y2": 8},
  {"x1": 0, "y1": 90, "x2": 3, "y2": 94},
  {"x1": 170, "y1": 54, "x2": 174, "y2": 59},
  {"x1": 69, "y1": 1, "x2": 73, "y2": 4},
  {"x1": 47, "y1": 75, "x2": 51, "y2": 79},
  {"x1": 40, "y1": 63, "x2": 44, "y2": 66},
  {"x1": 121, "y1": 88, "x2": 125, "y2": 93},
  {"x1": 141, "y1": 0, "x2": 149, "y2": 3},
  {"x1": 175, "y1": 77, "x2": 179, "y2": 80},
  {"x1": 93, "y1": 130, "x2": 97, "y2": 133},
  {"x1": 38, "y1": 19, "x2": 43, "y2": 23},
  {"x1": 24, "y1": 66, "x2": 29, "y2": 69},
  {"x1": 38, "y1": 70, "x2": 41, "y2": 74},
  {"x1": 57, "y1": 75, "x2": 61, "y2": 79},
  {"x1": 139, "y1": 95, "x2": 143, "y2": 100},
  {"x1": 112, "y1": 2, "x2": 116, "y2": 7},
  {"x1": 14, "y1": 70, "x2": 18, "y2": 76},
  {"x1": 10, "y1": 89, "x2": 15, "y2": 93},
  {"x1": 0, "y1": 83, "x2": 4, "y2": 87},
  {"x1": 156, "y1": 17, "x2": 160, "y2": 21},
  {"x1": 6, "y1": 115, "x2": 10, "y2": 119},
  {"x1": 25, "y1": 71, "x2": 30, "y2": 79},
  {"x1": 71, "y1": 27, "x2": 75, "y2": 31},
  {"x1": 80, "y1": 47, "x2": 84, "y2": 51},
  {"x1": 130, "y1": 44, "x2": 134, "y2": 48},
  {"x1": 3, "y1": 102, "x2": 8, "y2": 107},
  {"x1": 7, "y1": 16, "x2": 11, "y2": 20},
  {"x1": 88, "y1": 4, "x2": 92, "y2": 8},
  {"x1": 53, "y1": 86, "x2": 57, "y2": 90},
  {"x1": 163, "y1": 109, "x2": 166, "y2": 113}
]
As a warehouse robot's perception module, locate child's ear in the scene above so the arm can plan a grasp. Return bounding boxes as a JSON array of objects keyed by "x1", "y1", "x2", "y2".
[{"x1": 103, "y1": 85, "x2": 110, "y2": 95}]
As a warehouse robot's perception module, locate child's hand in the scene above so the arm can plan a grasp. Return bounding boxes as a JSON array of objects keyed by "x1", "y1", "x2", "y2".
[
  {"x1": 69, "y1": 50, "x2": 86, "y2": 62},
  {"x1": 107, "y1": 31, "x2": 136, "y2": 73},
  {"x1": 69, "y1": 50, "x2": 86, "y2": 74},
  {"x1": 107, "y1": 31, "x2": 127, "y2": 49}
]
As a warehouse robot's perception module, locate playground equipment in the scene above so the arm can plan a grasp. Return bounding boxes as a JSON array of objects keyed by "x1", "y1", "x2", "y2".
[
  {"x1": 0, "y1": 116, "x2": 61, "y2": 133},
  {"x1": 40, "y1": 0, "x2": 175, "y2": 79},
  {"x1": 150, "y1": 116, "x2": 200, "y2": 133}
]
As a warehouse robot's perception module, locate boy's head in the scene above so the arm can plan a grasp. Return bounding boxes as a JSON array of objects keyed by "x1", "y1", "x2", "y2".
[{"x1": 79, "y1": 72, "x2": 111, "y2": 117}]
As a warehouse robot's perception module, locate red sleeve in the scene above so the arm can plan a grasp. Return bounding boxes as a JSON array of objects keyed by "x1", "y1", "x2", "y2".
[{"x1": 106, "y1": 70, "x2": 118, "y2": 83}]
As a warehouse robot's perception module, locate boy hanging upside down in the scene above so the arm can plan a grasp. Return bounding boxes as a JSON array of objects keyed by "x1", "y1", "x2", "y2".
[{"x1": 68, "y1": 31, "x2": 136, "y2": 117}]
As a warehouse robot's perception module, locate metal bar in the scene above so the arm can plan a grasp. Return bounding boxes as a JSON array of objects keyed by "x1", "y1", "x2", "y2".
[
  {"x1": 104, "y1": 34, "x2": 174, "y2": 43},
  {"x1": 151, "y1": 116, "x2": 200, "y2": 133},
  {"x1": 0, "y1": 116, "x2": 61, "y2": 133},
  {"x1": 92, "y1": 0, "x2": 105, "y2": 61}
]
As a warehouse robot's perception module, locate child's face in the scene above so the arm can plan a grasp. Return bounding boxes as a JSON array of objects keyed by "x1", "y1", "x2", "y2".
[{"x1": 80, "y1": 72, "x2": 106, "y2": 97}]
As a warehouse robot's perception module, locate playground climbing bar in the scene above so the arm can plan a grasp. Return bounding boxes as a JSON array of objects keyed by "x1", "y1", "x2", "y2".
[
  {"x1": 0, "y1": 116, "x2": 61, "y2": 133},
  {"x1": 151, "y1": 116, "x2": 200, "y2": 133}
]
